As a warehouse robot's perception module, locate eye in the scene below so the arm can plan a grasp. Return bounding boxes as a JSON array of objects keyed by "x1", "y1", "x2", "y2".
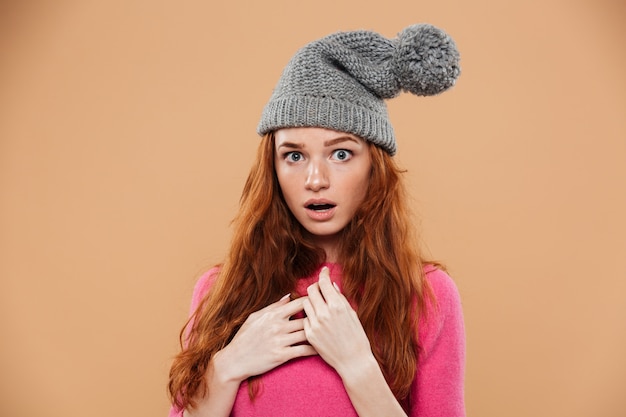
[
  {"x1": 285, "y1": 151, "x2": 303, "y2": 162},
  {"x1": 331, "y1": 149, "x2": 352, "y2": 161}
]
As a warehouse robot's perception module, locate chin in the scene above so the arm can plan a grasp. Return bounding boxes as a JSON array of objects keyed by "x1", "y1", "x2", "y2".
[{"x1": 303, "y1": 224, "x2": 345, "y2": 238}]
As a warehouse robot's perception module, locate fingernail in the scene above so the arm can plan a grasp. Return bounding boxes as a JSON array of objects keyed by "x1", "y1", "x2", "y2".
[
  {"x1": 320, "y1": 266, "x2": 330, "y2": 278},
  {"x1": 280, "y1": 293, "x2": 291, "y2": 301}
]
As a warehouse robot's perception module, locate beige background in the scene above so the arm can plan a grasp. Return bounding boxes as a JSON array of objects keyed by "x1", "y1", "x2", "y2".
[{"x1": 1, "y1": 0, "x2": 625, "y2": 416}]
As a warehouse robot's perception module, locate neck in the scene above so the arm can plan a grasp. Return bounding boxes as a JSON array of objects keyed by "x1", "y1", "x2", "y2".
[{"x1": 307, "y1": 233, "x2": 341, "y2": 264}]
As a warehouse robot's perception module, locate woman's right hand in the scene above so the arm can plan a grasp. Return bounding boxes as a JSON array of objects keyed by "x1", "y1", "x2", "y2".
[
  {"x1": 213, "y1": 294, "x2": 317, "y2": 384},
  {"x1": 185, "y1": 295, "x2": 316, "y2": 417}
]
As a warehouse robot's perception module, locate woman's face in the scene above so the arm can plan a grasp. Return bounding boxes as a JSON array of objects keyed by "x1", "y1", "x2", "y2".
[{"x1": 274, "y1": 127, "x2": 372, "y2": 250}]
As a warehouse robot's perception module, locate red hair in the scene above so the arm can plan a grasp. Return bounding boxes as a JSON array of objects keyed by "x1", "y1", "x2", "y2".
[{"x1": 168, "y1": 133, "x2": 433, "y2": 409}]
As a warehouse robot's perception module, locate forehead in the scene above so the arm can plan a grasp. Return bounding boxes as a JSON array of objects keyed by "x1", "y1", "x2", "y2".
[{"x1": 274, "y1": 127, "x2": 364, "y2": 146}]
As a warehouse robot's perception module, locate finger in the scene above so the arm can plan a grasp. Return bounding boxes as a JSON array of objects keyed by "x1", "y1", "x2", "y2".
[
  {"x1": 283, "y1": 329, "x2": 309, "y2": 346},
  {"x1": 284, "y1": 317, "x2": 306, "y2": 333},
  {"x1": 317, "y1": 266, "x2": 343, "y2": 305},
  {"x1": 302, "y1": 298, "x2": 317, "y2": 326},
  {"x1": 277, "y1": 297, "x2": 308, "y2": 318},
  {"x1": 306, "y1": 282, "x2": 325, "y2": 315},
  {"x1": 286, "y1": 344, "x2": 318, "y2": 359},
  {"x1": 266, "y1": 293, "x2": 292, "y2": 309},
  {"x1": 317, "y1": 266, "x2": 335, "y2": 292},
  {"x1": 319, "y1": 265, "x2": 331, "y2": 281}
]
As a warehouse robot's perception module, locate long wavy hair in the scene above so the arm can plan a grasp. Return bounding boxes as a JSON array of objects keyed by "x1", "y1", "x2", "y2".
[{"x1": 168, "y1": 132, "x2": 434, "y2": 410}]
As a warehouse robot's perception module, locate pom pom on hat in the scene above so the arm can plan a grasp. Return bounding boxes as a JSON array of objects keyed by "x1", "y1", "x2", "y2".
[
  {"x1": 393, "y1": 24, "x2": 461, "y2": 96},
  {"x1": 257, "y1": 23, "x2": 460, "y2": 155}
]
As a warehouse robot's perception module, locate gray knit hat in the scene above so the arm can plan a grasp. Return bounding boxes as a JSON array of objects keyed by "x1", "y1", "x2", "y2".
[{"x1": 257, "y1": 24, "x2": 460, "y2": 155}]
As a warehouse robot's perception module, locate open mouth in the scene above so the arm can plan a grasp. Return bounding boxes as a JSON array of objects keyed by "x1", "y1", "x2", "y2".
[{"x1": 306, "y1": 203, "x2": 336, "y2": 211}]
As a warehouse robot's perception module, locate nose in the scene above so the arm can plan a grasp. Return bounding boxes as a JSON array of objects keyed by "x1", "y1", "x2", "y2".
[{"x1": 305, "y1": 159, "x2": 329, "y2": 191}]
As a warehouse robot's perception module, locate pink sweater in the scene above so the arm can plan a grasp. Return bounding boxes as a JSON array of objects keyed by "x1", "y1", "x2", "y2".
[{"x1": 169, "y1": 263, "x2": 465, "y2": 416}]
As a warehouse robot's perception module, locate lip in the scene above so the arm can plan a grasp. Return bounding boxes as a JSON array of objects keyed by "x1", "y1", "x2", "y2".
[{"x1": 304, "y1": 198, "x2": 337, "y2": 221}]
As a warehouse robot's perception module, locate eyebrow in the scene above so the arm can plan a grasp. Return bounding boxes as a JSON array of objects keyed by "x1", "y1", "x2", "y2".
[
  {"x1": 277, "y1": 136, "x2": 359, "y2": 150},
  {"x1": 324, "y1": 136, "x2": 359, "y2": 146},
  {"x1": 277, "y1": 141, "x2": 303, "y2": 150}
]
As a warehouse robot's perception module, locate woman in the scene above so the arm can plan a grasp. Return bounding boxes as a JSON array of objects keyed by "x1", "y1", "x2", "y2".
[{"x1": 168, "y1": 23, "x2": 465, "y2": 417}]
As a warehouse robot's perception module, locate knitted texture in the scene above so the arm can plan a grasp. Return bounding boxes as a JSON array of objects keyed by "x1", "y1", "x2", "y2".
[
  {"x1": 257, "y1": 24, "x2": 461, "y2": 155},
  {"x1": 168, "y1": 264, "x2": 466, "y2": 416}
]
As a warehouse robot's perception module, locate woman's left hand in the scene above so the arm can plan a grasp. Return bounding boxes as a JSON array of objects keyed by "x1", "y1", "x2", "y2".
[
  {"x1": 302, "y1": 266, "x2": 373, "y2": 376},
  {"x1": 303, "y1": 266, "x2": 410, "y2": 417}
]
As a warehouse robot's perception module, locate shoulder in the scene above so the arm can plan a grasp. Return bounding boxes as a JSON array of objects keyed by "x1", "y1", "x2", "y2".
[
  {"x1": 418, "y1": 265, "x2": 465, "y2": 356},
  {"x1": 423, "y1": 265, "x2": 462, "y2": 315},
  {"x1": 189, "y1": 266, "x2": 221, "y2": 315}
]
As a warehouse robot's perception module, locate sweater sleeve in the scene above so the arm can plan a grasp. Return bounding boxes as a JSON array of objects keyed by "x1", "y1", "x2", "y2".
[
  {"x1": 168, "y1": 268, "x2": 220, "y2": 417},
  {"x1": 410, "y1": 268, "x2": 466, "y2": 417}
]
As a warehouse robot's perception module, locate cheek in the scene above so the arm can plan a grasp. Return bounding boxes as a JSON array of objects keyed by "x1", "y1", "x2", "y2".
[
  {"x1": 351, "y1": 169, "x2": 371, "y2": 200},
  {"x1": 355, "y1": 181, "x2": 369, "y2": 205},
  {"x1": 276, "y1": 173, "x2": 297, "y2": 202}
]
